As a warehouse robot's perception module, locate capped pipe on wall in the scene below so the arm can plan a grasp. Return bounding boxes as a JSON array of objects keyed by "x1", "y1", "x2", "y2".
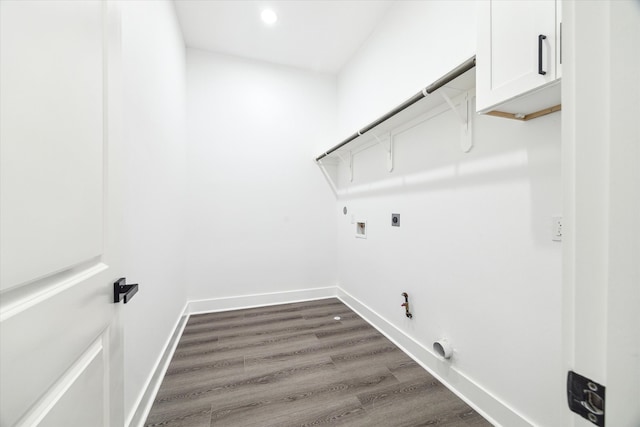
[{"x1": 433, "y1": 339, "x2": 453, "y2": 359}]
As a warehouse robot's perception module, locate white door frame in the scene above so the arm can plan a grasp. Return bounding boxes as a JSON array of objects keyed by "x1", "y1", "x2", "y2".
[{"x1": 562, "y1": 1, "x2": 640, "y2": 426}]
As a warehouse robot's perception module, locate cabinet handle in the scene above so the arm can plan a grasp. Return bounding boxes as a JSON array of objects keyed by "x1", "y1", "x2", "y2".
[{"x1": 538, "y1": 34, "x2": 547, "y2": 75}]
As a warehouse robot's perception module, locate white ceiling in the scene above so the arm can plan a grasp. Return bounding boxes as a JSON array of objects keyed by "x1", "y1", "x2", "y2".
[{"x1": 173, "y1": 0, "x2": 393, "y2": 74}]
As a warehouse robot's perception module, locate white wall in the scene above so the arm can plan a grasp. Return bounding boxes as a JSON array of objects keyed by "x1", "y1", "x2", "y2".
[
  {"x1": 186, "y1": 49, "x2": 337, "y2": 302},
  {"x1": 335, "y1": 2, "x2": 562, "y2": 426},
  {"x1": 120, "y1": 1, "x2": 187, "y2": 423},
  {"x1": 337, "y1": 1, "x2": 477, "y2": 137}
]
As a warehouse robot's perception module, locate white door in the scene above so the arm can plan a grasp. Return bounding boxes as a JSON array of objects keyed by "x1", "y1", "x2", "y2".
[{"x1": 1, "y1": 1, "x2": 126, "y2": 426}]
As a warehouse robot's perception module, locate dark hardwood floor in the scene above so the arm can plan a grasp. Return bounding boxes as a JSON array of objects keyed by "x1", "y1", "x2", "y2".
[{"x1": 145, "y1": 298, "x2": 492, "y2": 427}]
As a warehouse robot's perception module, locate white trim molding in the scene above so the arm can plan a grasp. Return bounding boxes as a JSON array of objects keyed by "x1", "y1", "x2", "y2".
[
  {"x1": 126, "y1": 302, "x2": 190, "y2": 427},
  {"x1": 187, "y1": 286, "x2": 337, "y2": 315}
]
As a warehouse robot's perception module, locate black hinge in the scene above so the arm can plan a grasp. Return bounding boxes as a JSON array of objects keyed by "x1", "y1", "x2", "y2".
[{"x1": 567, "y1": 371, "x2": 605, "y2": 426}]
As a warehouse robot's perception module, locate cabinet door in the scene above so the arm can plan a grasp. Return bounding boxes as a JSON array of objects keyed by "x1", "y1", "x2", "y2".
[{"x1": 477, "y1": 0, "x2": 557, "y2": 112}]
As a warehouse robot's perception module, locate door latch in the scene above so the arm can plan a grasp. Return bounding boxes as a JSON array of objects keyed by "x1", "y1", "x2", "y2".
[
  {"x1": 113, "y1": 278, "x2": 139, "y2": 304},
  {"x1": 567, "y1": 370, "x2": 605, "y2": 426}
]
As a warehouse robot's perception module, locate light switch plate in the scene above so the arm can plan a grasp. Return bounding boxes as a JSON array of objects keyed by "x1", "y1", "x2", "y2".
[{"x1": 392, "y1": 213, "x2": 400, "y2": 227}]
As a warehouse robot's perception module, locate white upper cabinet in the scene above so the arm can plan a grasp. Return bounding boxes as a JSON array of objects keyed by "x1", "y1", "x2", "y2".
[{"x1": 476, "y1": 0, "x2": 561, "y2": 115}]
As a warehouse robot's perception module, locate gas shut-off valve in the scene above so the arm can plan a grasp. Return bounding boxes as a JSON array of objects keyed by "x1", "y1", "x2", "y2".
[{"x1": 401, "y1": 292, "x2": 413, "y2": 319}]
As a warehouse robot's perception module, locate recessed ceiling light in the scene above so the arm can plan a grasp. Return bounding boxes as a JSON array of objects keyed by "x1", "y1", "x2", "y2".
[{"x1": 261, "y1": 9, "x2": 278, "y2": 25}]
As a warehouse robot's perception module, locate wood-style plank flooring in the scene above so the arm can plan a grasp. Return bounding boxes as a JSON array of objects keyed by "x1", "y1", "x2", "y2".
[{"x1": 145, "y1": 298, "x2": 492, "y2": 427}]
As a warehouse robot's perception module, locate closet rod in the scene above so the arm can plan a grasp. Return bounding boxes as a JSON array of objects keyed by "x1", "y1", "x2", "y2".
[{"x1": 315, "y1": 55, "x2": 476, "y2": 162}]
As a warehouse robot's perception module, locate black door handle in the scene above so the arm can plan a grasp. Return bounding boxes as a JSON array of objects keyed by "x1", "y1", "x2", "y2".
[
  {"x1": 538, "y1": 34, "x2": 547, "y2": 75},
  {"x1": 113, "y1": 278, "x2": 138, "y2": 304}
]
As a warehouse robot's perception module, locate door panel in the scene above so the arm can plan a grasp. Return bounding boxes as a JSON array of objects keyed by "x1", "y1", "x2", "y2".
[
  {"x1": 1, "y1": 267, "x2": 112, "y2": 426},
  {"x1": 39, "y1": 352, "x2": 105, "y2": 427},
  {"x1": 15, "y1": 336, "x2": 106, "y2": 427},
  {"x1": 0, "y1": 0, "x2": 104, "y2": 291},
  {"x1": 0, "y1": 1, "x2": 124, "y2": 426}
]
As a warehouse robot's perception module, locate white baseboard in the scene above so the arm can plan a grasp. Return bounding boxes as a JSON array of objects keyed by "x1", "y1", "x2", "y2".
[
  {"x1": 187, "y1": 286, "x2": 337, "y2": 315},
  {"x1": 127, "y1": 285, "x2": 533, "y2": 427},
  {"x1": 126, "y1": 302, "x2": 190, "y2": 427},
  {"x1": 335, "y1": 286, "x2": 534, "y2": 427}
]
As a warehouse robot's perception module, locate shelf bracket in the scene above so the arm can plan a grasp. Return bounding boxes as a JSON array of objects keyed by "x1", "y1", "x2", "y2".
[
  {"x1": 440, "y1": 91, "x2": 466, "y2": 124},
  {"x1": 440, "y1": 91, "x2": 473, "y2": 153},
  {"x1": 460, "y1": 91, "x2": 473, "y2": 153},
  {"x1": 372, "y1": 132, "x2": 394, "y2": 172},
  {"x1": 317, "y1": 158, "x2": 339, "y2": 197},
  {"x1": 335, "y1": 151, "x2": 353, "y2": 182}
]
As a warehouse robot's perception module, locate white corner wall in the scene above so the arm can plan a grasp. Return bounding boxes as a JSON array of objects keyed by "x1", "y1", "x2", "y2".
[
  {"x1": 186, "y1": 49, "x2": 338, "y2": 304},
  {"x1": 120, "y1": 1, "x2": 187, "y2": 424},
  {"x1": 335, "y1": 2, "x2": 562, "y2": 426}
]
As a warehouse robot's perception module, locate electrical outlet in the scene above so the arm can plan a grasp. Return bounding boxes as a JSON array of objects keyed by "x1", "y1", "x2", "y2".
[
  {"x1": 355, "y1": 221, "x2": 367, "y2": 238},
  {"x1": 552, "y1": 216, "x2": 563, "y2": 241}
]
